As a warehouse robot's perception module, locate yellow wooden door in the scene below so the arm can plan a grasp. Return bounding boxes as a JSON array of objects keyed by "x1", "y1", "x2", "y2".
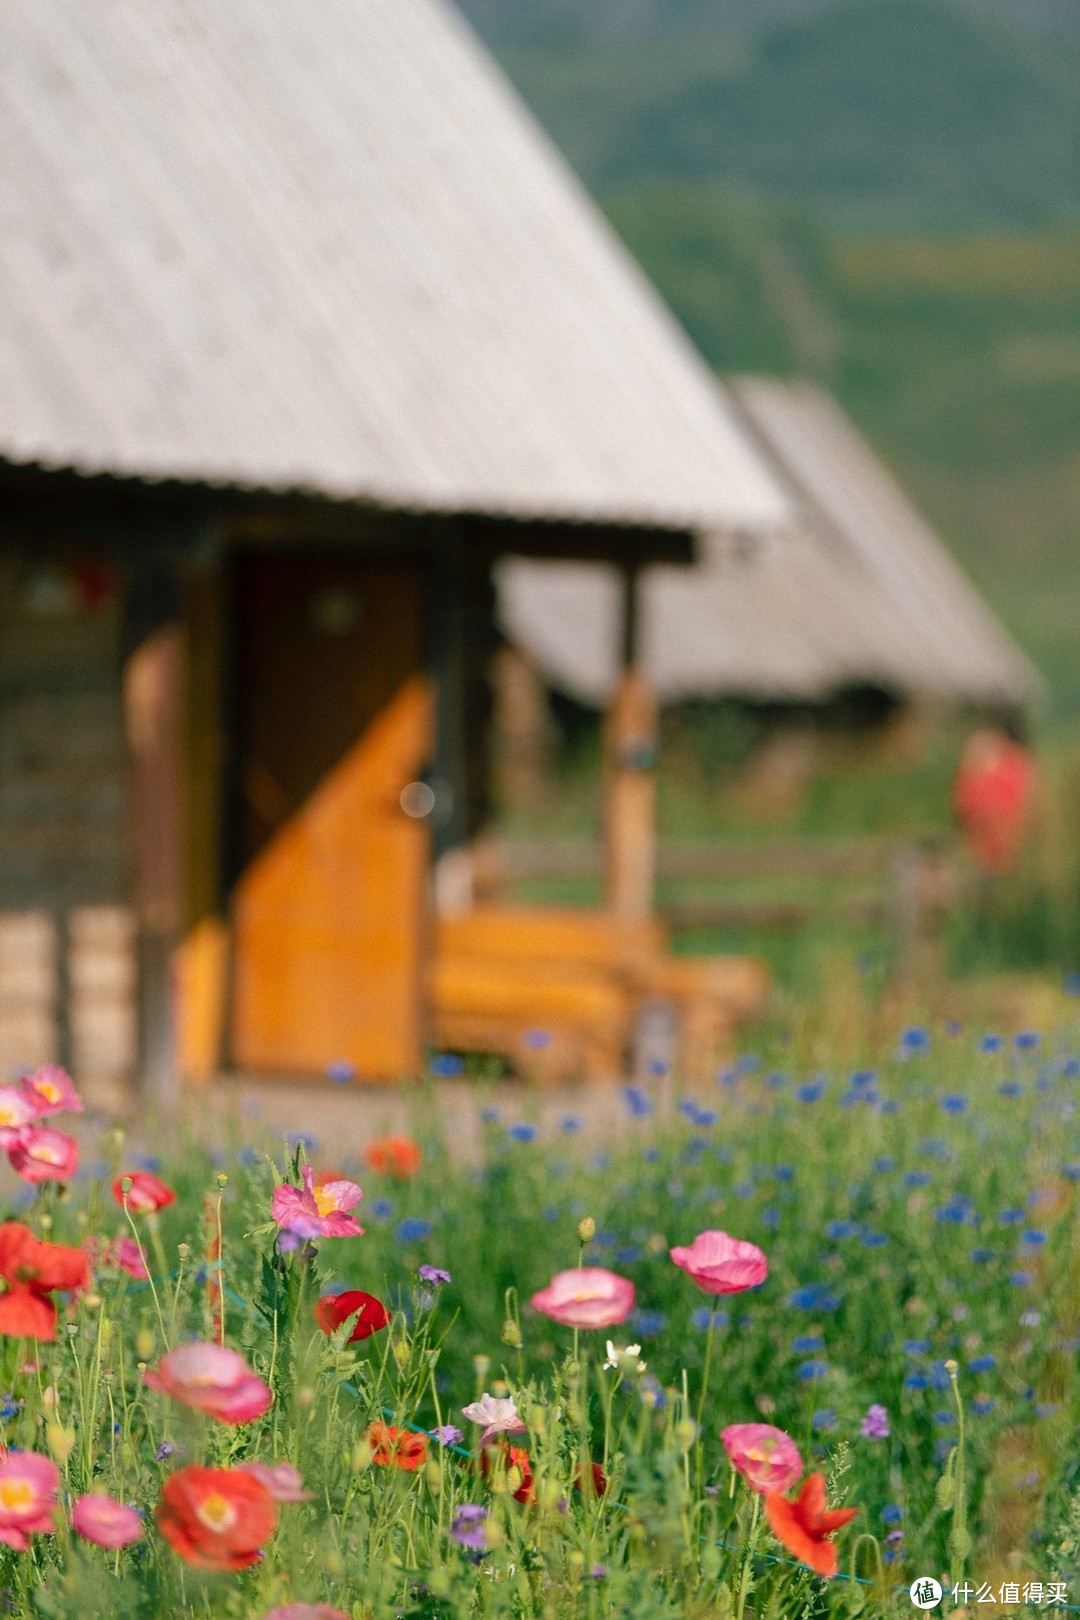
[{"x1": 227, "y1": 558, "x2": 431, "y2": 1079}]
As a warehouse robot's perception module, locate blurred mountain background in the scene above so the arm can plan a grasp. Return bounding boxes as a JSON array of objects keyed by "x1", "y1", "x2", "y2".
[{"x1": 459, "y1": 0, "x2": 1080, "y2": 717}]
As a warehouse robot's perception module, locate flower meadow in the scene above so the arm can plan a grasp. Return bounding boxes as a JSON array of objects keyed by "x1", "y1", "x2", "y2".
[{"x1": 3, "y1": 1028, "x2": 1080, "y2": 1615}]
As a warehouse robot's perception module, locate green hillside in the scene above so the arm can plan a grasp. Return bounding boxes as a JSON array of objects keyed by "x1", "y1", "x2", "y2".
[
  {"x1": 501, "y1": 0, "x2": 1080, "y2": 230},
  {"x1": 456, "y1": 0, "x2": 1080, "y2": 717}
]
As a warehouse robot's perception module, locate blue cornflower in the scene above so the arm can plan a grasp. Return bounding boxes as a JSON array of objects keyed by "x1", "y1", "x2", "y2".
[
  {"x1": 615, "y1": 1245, "x2": 641, "y2": 1265},
  {"x1": 695, "y1": 1109, "x2": 717, "y2": 1127},
  {"x1": 928, "y1": 1364, "x2": 952, "y2": 1391},
  {"x1": 631, "y1": 1309, "x2": 667, "y2": 1338},
  {"x1": 622, "y1": 1086, "x2": 652, "y2": 1118},
  {"x1": 0, "y1": 1396, "x2": 19, "y2": 1420},
  {"x1": 642, "y1": 1147, "x2": 660, "y2": 1164},
  {"x1": 879, "y1": 1099, "x2": 901, "y2": 1115},
  {"x1": 789, "y1": 1284, "x2": 839, "y2": 1312},
  {"x1": 903, "y1": 1171, "x2": 932, "y2": 1189},
  {"x1": 933, "y1": 1410, "x2": 956, "y2": 1426},
  {"x1": 132, "y1": 1152, "x2": 162, "y2": 1172},
  {"x1": 1011, "y1": 1270, "x2": 1035, "y2": 1287},
  {"x1": 900, "y1": 1027, "x2": 930, "y2": 1054},
  {"x1": 970, "y1": 1248, "x2": 996, "y2": 1263},
  {"x1": 945, "y1": 1020, "x2": 963, "y2": 1036},
  {"x1": 862, "y1": 1232, "x2": 888, "y2": 1248},
  {"x1": 971, "y1": 1395, "x2": 995, "y2": 1416},
  {"x1": 874, "y1": 1156, "x2": 897, "y2": 1174},
  {"x1": 1015, "y1": 1031, "x2": 1041, "y2": 1050},
  {"x1": 796, "y1": 1360, "x2": 829, "y2": 1382},
  {"x1": 560, "y1": 1115, "x2": 582, "y2": 1132},
  {"x1": 397, "y1": 1218, "x2": 432, "y2": 1243},
  {"x1": 850, "y1": 1069, "x2": 878, "y2": 1089},
  {"x1": 774, "y1": 1164, "x2": 795, "y2": 1181},
  {"x1": 541, "y1": 1205, "x2": 559, "y2": 1223},
  {"x1": 968, "y1": 1354, "x2": 996, "y2": 1373},
  {"x1": 1062, "y1": 1058, "x2": 1080, "y2": 1078},
  {"x1": 999, "y1": 1208, "x2": 1025, "y2": 1225},
  {"x1": 825, "y1": 1220, "x2": 859, "y2": 1240},
  {"x1": 935, "y1": 1200, "x2": 973, "y2": 1226},
  {"x1": 1021, "y1": 1229, "x2": 1047, "y2": 1247},
  {"x1": 326, "y1": 1060, "x2": 356, "y2": 1084},
  {"x1": 431, "y1": 1053, "x2": 465, "y2": 1077},
  {"x1": 692, "y1": 1307, "x2": 729, "y2": 1330},
  {"x1": 736, "y1": 1055, "x2": 760, "y2": 1074},
  {"x1": 761, "y1": 1208, "x2": 781, "y2": 1230},
  {"x1": 370, "y1": 1198, "x2": 394, "y2": 1220},
  {"x1": 903, "y1": 1372, "x2": 929, "y2": 1390},
  {"x1": 478, "y1": 1106, "x2": 499, "y2": 1123},
  {"x1": 941, "y1": 1094, "x2": 968, "y2": 1114},
  {"x1": 904, "y1": 1339, "x2": 931, "y2": 1355},
  {"x1": 507, "y1": 1123, "x2": 537, "y2": 1143},
  {"x1": 678, "y1": 1099, "x2": 700, "y2": 1122},
  {"x1": 766, "y1": 1072, "x2": 788, "y2": 1090},
  {"x1": 979, "y1": 1034, "x2": 1004, "y2": 1054},
  {"x1": 1066, "y1": 972, "x2": 1080, "y2": 997},
  {"x1": 1063, "y1": 1162, "x2": 1080, "y2": 1181},
  {"x1": 881, "y1": 1505, "x2": 903, "y2": 1524},
  {"x1": 792, "y1": 1334, "x2": 824, "y2": 1353},
  {"x1": 998, "y1": 1081, "x2": 1023, "y2": 1098},
  {"x1": 647, "y1": 1058, "x2": 669, "y2": 1077},
  {"x1": 795, "y1": 1080, "x2": 826, "y2": 1103},
  {"x1": 812, "y1": 1409, "x2": 836, "y2": 1432},
  {"x1": 237, "y1": 1146, "x2": 261, "y2": 1168},
  {"x1": 522, "y1": 1028, "x2": 551, "y2": 1049}
]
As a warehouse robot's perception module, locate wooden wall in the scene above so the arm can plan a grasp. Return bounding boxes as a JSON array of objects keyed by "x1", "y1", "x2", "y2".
[{"x1": 0, "y1": 550, "x2": 135, "y2": 1085}]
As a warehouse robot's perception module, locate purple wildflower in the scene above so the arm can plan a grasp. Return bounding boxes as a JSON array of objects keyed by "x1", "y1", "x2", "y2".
[
  {"x1": 419, "y1": 1264, "x2": 452, "y2": 1286},
  {"x1": 433, "y1": 1424, "x2": 464, "y2": 1447},
  {"x1": 450, "y1": 1504, "x2": 489, "y2": 1551},
  {"x1": 860, "y1": 1403, "x2": 890, "y2": 1439}
]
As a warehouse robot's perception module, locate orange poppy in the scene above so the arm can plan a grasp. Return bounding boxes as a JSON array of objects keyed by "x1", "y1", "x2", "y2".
[
  {"x1": 479, "y1": 1440, "x2": 535, "y2": 1504},
  {"x1": 362, "y1": 1136, "x2": 422, "y2": 1180},
  {"x1": 765, "y1": 1471, "x2": 857, "y2": 1578},
  {"x1": 0, "y1": 1221, "x2": 90, "y2": 1340},
  {"x1": 364, "y1": 1422, "x2": 428, "y2": 1472},
  {"x1": 156, "y1": 1465, "x2": 277, "y2": 1570}
]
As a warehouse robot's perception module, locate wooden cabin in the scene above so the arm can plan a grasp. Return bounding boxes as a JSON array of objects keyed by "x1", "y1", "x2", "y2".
[{"x1": 0, "y1": 0, "x2": 793, "y2": 1095}]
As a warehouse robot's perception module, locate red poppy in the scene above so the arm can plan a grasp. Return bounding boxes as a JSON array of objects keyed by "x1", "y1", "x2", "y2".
[
  {"x1": 479, "y1": 1440, "x2": 535, "y2": 1504},
  {"x1": 0, "y1": 1222, "x2": 90, "y2": 1340},
  {"x1": 765, "y1": 1471, "x2": 857, "y2": 1578},
  {"x1": 112, "y1": 1171, "x2": 175, "y2": 1214},
  {"x1": 575, "y1": 1461, "x2": 607, "y2": 1499},
  {"x1": 362, "y1": 1136, "x2": 422, "y2": 1180},
  {"x1": 364, "y1": 1422, "x2": 428, "y2": 1472},
  {"x1": 156, "y1": 1465, "x2": 277, "y2": 1570},
  {"x1": 315, "y1": 1290, "x2": 390, "y2": 1343}
]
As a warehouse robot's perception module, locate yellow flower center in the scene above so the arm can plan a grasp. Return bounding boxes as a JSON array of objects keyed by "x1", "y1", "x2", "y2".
[
  {"x1": 35, "y1": 1142, "x2": 64, "y2": 1163},
  {"x1": 195, "y1": 1492, "x2": 236, "y2": 1533},
  {"x1": 38, "y1": 1082, "x2": 60, "y2": 1103},
  {"x1": 313, "y1": 1185, "x2": 337, "y2": 1217},
  {"x1": 0, "y1": 1481, "x2": 33, "y2": 1512},
  {"x1": 0, "y1": 1106, "x2": 19, "y2": 1125}
]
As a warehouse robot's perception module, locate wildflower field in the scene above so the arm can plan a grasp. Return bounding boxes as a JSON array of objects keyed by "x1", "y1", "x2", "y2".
[{"x1": 3, "y1": 1021, "x2": 1080, "y2": 1617}]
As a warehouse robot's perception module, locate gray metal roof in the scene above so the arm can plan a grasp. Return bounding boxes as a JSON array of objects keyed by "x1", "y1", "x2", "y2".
[
  {"x1": 496, "y1": 378, "x2": 1039, "y2": 706},
  {"x1": 0, "y1": 0, "x2": 791, "y2": 533}
]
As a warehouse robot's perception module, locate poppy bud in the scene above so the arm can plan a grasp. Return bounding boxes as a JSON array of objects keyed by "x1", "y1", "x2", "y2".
[{"x1": 577, "y1": 1217, "x2": 596, "y2": 1242}]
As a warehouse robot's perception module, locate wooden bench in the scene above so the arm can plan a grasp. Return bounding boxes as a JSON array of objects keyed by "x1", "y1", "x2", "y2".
[{"x1": 432, "y1": 905, "x2": 768, "y2": 1083}]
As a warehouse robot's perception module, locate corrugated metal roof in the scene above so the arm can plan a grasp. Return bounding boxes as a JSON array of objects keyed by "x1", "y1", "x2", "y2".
[
  {"x1": 0, "y1": 0, "x2": 792, "y2": 533},
  {"x1": 496, "y1": 379, "x2": 1039, "y2": 707}
]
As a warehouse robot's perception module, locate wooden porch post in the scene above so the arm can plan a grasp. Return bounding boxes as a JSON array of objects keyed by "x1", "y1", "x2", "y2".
[
  {"x1": 603, "y1": 566, "x2": 657, "y2": 920},
  {"x1": 123, "y1": 599, "x2": 185, "y2": 1109}
]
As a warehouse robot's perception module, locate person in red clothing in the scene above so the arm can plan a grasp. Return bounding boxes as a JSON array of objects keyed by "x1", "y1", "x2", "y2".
[{"x1": 952, "y1": 725, "x2": 1036, "y2": 875}]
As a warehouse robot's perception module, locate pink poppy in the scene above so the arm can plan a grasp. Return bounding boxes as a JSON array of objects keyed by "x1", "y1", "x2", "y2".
[
  {"x1": 0, "y1": 1086, "x2": 36, "y2": 1149},
  {"x1": 264, "y1": 1607, "x2": 350, "y2": 1620},
  {"x1": 72, "y1": 1492, "x2": 143, "y2": 1548},
  {"x1": 271, "y1": 1166, "x2": 363, "y2": 1240},
  {"x1": 530, "y1": 1267, "x2": 635, "y2": 1329},
  {"x1": 21, "y1": 1065, "x2": 83, "y2": 1118},
  {"x1": 238, "y1": 1461, "x2": 312, "y2": 1502},
  {"x1": 0, "y1": 1451, "x2": 59, "y2": 1551},
  {"x1": 84, "y1": 1235, "x2": 149, "y2": 1282},
  {"x1": 112, "y1": 1171, "x2": 175, "y2": 1214},
  {"x1": 461, "y1": 1392, "x2": 527, "y2": 1445},
  {"x1": 721, "y1": 1423, "x2": 803, "y2": 1494},
  {"x1": 7, "y1": 1126, "x2": 79, "y2": 1184},
  {"x1": 144, "y1": 1343, "x2": 272, "y2": 1425},
  {"x1": 669, "y1": 1230, "x2": 768, "y2": 1295}
]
